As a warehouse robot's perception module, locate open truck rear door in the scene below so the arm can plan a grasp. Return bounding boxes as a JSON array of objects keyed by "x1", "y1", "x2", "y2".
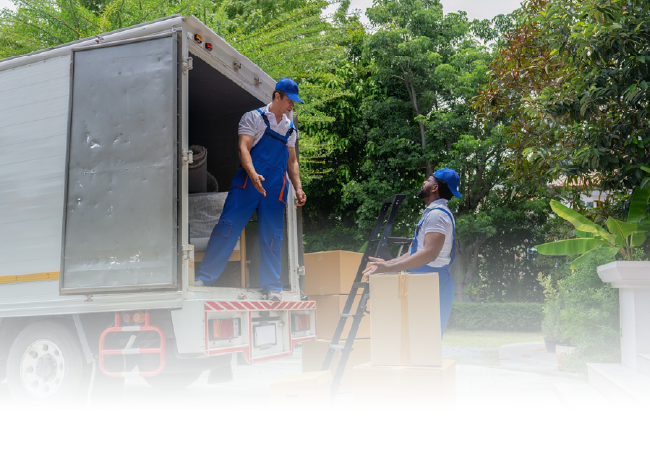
[{"x1": 60, "y1": 33, "x2": 182, "y2": 295}]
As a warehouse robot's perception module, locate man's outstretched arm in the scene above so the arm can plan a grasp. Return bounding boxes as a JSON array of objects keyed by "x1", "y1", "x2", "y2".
[{"x1": 363, "y1": 232, "x2": 446, "y2": 277}]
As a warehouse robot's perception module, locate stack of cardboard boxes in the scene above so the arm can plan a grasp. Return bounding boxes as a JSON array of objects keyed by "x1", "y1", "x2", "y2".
[
  {"x1": 353, "y1": 272, "x2": 456, "y2": 404},
  {"x1": 301, "y1": 251, "x2": 372, "y2": 393}
]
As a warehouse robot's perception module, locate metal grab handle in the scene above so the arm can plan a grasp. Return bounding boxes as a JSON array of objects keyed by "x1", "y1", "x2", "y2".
[{"x1": 98, "y1": 312, "x2": 166, "y2": 377}]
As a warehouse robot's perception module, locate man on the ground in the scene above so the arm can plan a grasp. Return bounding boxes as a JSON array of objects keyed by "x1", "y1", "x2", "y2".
[{"x1": 362, "y1": 168, "x2": 461, "y2": 335}]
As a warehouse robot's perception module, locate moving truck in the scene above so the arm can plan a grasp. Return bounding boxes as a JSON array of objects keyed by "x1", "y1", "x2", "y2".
[{"x1": 0, "y1": 15, "x2": 315, "y2": 402}]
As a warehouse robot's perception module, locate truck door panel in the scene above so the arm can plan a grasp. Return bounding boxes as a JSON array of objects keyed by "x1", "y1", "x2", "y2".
[{"x1": 60, "y1": 34, "x2": 181, "y2": 294}]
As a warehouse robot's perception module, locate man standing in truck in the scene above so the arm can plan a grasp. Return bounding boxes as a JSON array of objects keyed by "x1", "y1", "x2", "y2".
[
  {"x1": 195, "y1": 78, "x2": 307, "y2": 301},
  {"x1": 362, "y1": 168, "x2": 462, "y2": 335}
]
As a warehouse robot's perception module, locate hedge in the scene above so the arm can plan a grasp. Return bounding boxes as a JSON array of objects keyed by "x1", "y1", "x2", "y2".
[{"x1": 447, "y1": 302, "x2": 543, "y2": 332}]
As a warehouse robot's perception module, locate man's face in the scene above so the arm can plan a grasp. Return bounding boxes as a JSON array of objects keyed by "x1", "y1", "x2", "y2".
[
  {"x1": 275, "y1": 93, "x2": 295, "y2": 115},
  {"x1": 417, "y1": 176, "x2": 438, "y2": 199}
]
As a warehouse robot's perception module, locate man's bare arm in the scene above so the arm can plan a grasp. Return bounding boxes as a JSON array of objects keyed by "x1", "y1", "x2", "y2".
[
  {"x1": 363, "y1": 232, "x2": 446, "y2": 276},
  {"x1": 287, "y1": 146, "x2": 306, "y2": 206},
  {"x1": 238, "y1": 134, "x2": 266, "y2": 196}
]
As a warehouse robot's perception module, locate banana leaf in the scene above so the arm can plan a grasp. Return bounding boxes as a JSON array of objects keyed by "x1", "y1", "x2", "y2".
[
  {"x1": 536, "y1": 238, "x2": 609, "y2": 256},
  {"x1": 606, "y1": 217, "x2": 638, "y2": 247},
  {"x1": 631, "y1": 230, "x2": 649, "y2": 247},
  {"x1": 570, "y1": 246, "x2": 620, "y2": 269},
  {"x1": 550, "y1": 200, "x2": 614, "y2": 243},
  {"x1": 627, "y1": 188, "x2": 650, "y2": 224},
  {"x1": 575, "y1": 230, "x2": 595, "y2": 238}
]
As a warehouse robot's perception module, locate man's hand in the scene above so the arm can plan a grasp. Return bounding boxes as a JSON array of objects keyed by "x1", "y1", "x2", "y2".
[
  {"x1": 295, "y1": 188, "x2": 307, "y2": 206},
  {"x1": 250, "y1": 173, "x2": 266, "y2": 196},
  {"x1": 362, "y1": 256, "x2": 388, "y2": 279}
]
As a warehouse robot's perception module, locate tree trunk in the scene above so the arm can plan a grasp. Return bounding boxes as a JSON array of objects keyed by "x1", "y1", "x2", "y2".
[{"x1": 403, "y1": 77, "x2": 432, "y2": 175}]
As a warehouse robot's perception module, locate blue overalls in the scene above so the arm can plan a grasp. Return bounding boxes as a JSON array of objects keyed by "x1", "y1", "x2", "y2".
[
  {"x1": 409, "y1": 206, "x2": 456, "y2": 336},
  {"x1": 197, "y1": 109, "x2": 293, "y2": 291}
]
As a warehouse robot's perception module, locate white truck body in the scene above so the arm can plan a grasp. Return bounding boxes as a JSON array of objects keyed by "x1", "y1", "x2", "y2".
[{"x1": 0, "y1": 16, "x2": 314, "y2": 397}]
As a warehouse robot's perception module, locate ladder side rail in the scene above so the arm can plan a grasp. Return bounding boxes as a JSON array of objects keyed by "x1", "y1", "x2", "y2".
[
  {"x1": 373, "y1": 194, "x2": 406, "y2": 261},
  {"x1": 349, "y1": 197, "x2": 395, "y2": 284},
  {"x1": 331, "y1": 289, "x2": 370, "y2": 394}
]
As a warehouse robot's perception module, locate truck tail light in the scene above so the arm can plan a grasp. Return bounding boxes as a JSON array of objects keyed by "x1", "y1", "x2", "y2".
[
  {"x1": 291, "y1": 313, "x2": 310, "y2": 332},
  {"x1": 205, "y1": 43, "x2": 213, "y2": 51},
  {"x1": 194, "y1": 34, "x2": 203, "y2": 44},
  {"x1": 132, "y1": 312, "x2": 146, "y2": 324},
  {"x1": 121, "y1": 311, "x2": 146, "y2": 324},
  {"x1": 210, "y1": 318, "x2": 241, "y2": 341}
]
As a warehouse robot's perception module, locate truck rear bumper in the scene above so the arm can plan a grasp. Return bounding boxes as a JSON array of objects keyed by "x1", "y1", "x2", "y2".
[{"x1": 172, "y1": 297, "x2": 316, "y2": 364}]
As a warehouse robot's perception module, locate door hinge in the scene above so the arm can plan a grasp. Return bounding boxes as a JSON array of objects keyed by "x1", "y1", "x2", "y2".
[
  {"x1": 297, "y1": 266, "x2": 306, "y2": 276},
  {"x1": 182, "y1": 245, "x2": 194, "y2": 261},
  {"x1": 182, "y1": 148, "x2": 193, "y2": 165},
  {"x1": 183, "y1": 57, "x2": 193, "y2": 74}
]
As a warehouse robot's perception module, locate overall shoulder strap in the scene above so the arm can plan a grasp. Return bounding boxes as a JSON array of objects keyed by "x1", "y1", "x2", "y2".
[{"x1": 257, "y1": 108, "x2": 271, "y2": 127}]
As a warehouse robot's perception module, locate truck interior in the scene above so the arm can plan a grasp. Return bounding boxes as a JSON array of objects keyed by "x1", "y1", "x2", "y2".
[{"x1": 186, "y1": 52, "x2": 291, "y2": 290}]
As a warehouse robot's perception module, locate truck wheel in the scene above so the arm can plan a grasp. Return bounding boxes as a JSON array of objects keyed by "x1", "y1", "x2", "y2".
[
  {"x1": 143, "y1": 370, "x2": 203, "y2": 390},
  {"x1": 6, "y1": 321, "x2": 85, "y2": 402}
]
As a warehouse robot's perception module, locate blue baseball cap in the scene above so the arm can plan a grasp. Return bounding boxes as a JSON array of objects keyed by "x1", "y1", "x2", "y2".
[
  {"x1": 433, "y1": 168, "x2": 462, "y2": 199},
  {"x1": 275, "y1": 78, "x2": 303, "y2": 103}
]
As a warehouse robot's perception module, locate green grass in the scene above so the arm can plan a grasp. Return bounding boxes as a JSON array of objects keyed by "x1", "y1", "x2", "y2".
[{"x1": 442, "y1": 330, "x2": 543, "y2": 348}]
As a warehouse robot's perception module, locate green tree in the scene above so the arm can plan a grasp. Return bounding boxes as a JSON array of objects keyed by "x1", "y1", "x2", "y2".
[{"x1": 476, "y1": 0, "x2": 650, "y2": 193}]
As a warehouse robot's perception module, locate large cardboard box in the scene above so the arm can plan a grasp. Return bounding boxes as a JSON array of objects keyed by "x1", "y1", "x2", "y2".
[
  {"x1": 302, "y1": 338, "x2": 371, "y2": 394},
  {"x1": 269, "y1": 371, "x2": 332, "y2": 405},
  {"x1": 304, "y1": 251, "x2": 363, "y2": 296},
  {"x1": 369, "y1": 272, "x2": 442, "y2": 366},
  {"x1": 353, "y1": 359, "x2": 455, "y2": 404},
  {"x1": 314, "y1": 294, "x2": 371, "y2": 339}
]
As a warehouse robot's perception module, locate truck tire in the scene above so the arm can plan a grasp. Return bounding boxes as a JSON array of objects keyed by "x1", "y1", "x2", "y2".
[
  {"x1": 143, "y1": 370, "x2": 203, "y2": 390},
  {"x1": 6, "y1": 320, "x2": 85, "y2": 403}
]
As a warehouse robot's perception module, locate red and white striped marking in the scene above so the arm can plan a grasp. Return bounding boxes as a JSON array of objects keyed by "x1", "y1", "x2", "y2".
[{"x1": 204, "y1": 301, "x2": 315, "y2": 312}]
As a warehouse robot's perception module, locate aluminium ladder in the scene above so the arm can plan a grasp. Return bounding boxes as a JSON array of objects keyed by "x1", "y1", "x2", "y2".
[{"x1": 320, "y1": 194, "x2": 411, "y2": 396}]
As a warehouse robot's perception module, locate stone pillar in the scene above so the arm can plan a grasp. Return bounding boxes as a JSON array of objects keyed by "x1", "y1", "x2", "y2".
[{"x1": 597, "y1": 261, "x2": 650, "y2": 370}]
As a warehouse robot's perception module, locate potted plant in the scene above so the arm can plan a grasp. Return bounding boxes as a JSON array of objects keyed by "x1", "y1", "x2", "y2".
[{"x1": 536, "y1": 186, "x2": 650, "y2": 370}]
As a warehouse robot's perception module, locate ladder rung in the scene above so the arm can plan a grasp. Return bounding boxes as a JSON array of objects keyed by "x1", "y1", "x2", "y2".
[
  {"x1": 340, "y1": 313, "x2": 358, "y2": 318},
  {"x1": 329, "y1": 344, "x2": 348, "y2": 352}
]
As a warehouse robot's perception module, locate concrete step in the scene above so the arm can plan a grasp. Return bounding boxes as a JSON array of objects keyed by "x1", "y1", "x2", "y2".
[
  {"x1": 588, "y1": 363, "x2": 650, "y2": 406},
  {"x1": 637, "y1": 353, "x2": 650, "y2": 377},
  {"x1": 552, "y1": 381, "x2": 611, "y2": 407}
]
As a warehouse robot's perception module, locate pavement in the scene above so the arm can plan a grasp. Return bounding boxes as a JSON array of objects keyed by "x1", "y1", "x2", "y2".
[{"x1": 0, "y1": 340, "x2": 611, "y2": 410}]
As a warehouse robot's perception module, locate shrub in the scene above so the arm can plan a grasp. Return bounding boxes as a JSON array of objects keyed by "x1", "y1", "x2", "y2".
[
  {"x1": 447, "y1": 302, "x2": 544, "y2": 332},
  {"x1": 556, "y1": 252, "x2": 620, "y2": 367},
  {"x1": 538, "y1": 273, "x2": 563, "y2": 341}
]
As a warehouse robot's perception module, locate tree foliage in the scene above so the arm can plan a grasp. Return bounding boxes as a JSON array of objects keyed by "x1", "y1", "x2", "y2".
[{"x1": 476, "y1": 0, "x2": 650, "y2": 193}]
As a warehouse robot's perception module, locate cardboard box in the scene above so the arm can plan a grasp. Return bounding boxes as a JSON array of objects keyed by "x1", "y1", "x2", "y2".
[
  {"x1": 304, "y1": 251, "x2": 363, "y2": 296},
  {"x1": 302, "y1": 338, "x2": 371, "y2": 394},
  {"x1": 269, "y1": 370, "x2": 331, "y2": 404},
  {"x1": 353, "y1": 360, "x2": 455, "y2": 404},
  {"x1": 369, "y1": 272, "x2": 442, "y2": 366},
  {"x1": 314, "y1": 294, "x2": 371, "y2": 339}
]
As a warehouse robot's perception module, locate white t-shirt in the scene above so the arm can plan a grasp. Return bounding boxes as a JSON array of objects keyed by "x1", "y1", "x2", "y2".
[
  {"x1": 415, "y1": 199, "x2": 455, "y2": 268},
  {"x1": 238, "y1": 104, "x2": 297, "y2": 147}
]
